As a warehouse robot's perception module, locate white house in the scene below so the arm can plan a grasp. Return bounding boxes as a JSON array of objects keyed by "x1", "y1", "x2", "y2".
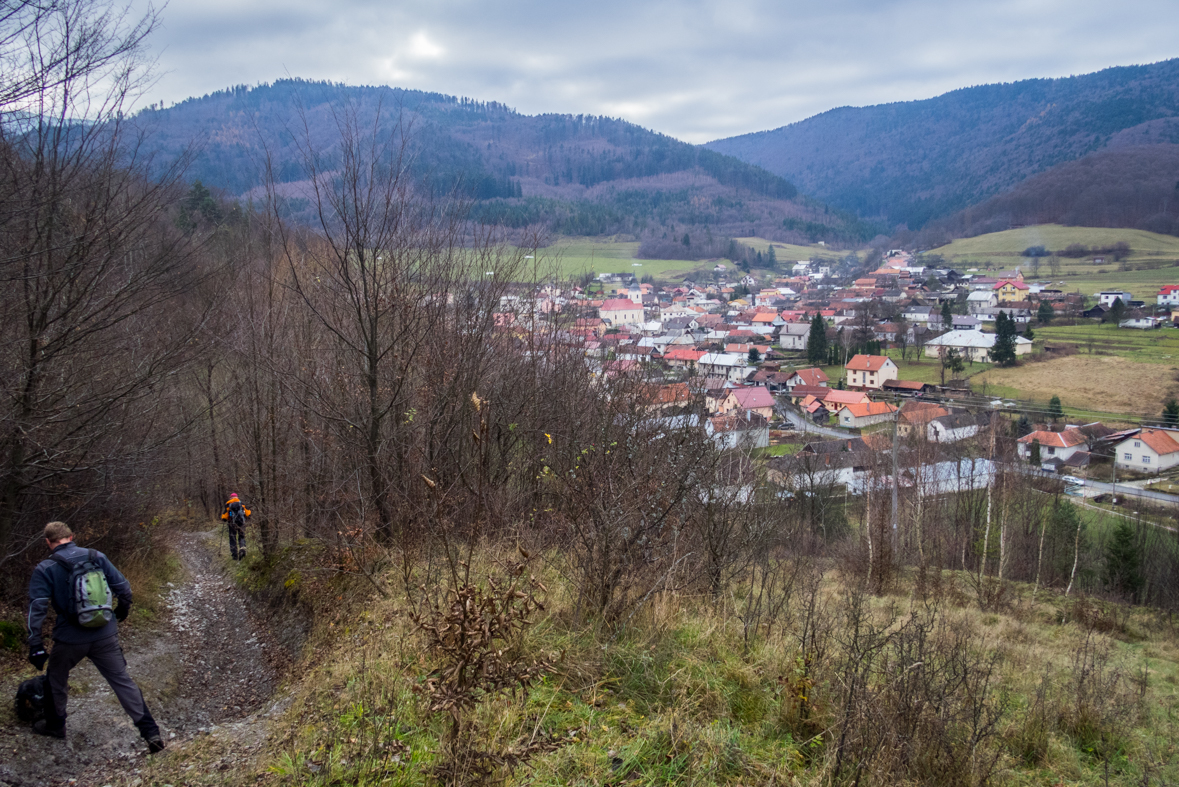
[
  {"x1": 1113, "y1": 429, "x2": 1179, "y2": 473},
  {"x1": 1017, "y1": 428, "x2": 1090, "y2": 464},
  {"x1": 779, "y1": 323, "x2": 811, "y2": 350},
  {"x1": 706, "y1": 411, "x2": 770, "y2": 450},
  {"x1": 923, "y1": 329, "x2": 1032, "y2": 363},
  {"x1": 967, "y1": 291, "x2": 997, "y2": 313},
  {"x1": 845, "y1": 355, "x2": 899, "y2": 390},
  {"x1": 927, "y1": 412, "x2": 986, "y2": 443},
  {"x1": 1097, "y1": 291, "x2": 1133, "y2": 308},
  {"x1": 1158, "y1": 286, "x2": 1179, "y2": 306},
  {"x1": 697, "y1": 352, "x2": 752, "y2": 383},
  {"x1": 599, "y1": 298, "x2": 644, "y2": 327}
]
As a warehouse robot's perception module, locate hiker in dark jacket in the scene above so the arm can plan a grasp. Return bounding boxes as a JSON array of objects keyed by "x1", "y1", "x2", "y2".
[
  {"x1": 26, "y1": 521, "x2": 165, "y2": 752},
  {"x1": 221, "y1": 492, "x2": 252, "y2": 560}
]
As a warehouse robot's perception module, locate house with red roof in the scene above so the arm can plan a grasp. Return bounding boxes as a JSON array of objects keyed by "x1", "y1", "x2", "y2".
[
  {"x1": 845, "y1": 355, "x2": 899, "y2": 390},
  {"x1": 1158, "y1": 285, "x2": 1179, "y2": 307},
  {"x1": 784, "y1": 367, "x2": 829, "y2": 392},
  {"x1": 994, "y1": 280, "x2": 1029, "y2": 304},
  {"x1": 1112, "y1": 428, "x2": 1179, "y2": 473},
  {"x1": 598, "y1": 298, "x2": 644, "y2": 327}
]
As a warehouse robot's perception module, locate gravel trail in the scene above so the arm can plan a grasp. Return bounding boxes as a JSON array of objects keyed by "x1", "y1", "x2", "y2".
[{"x1": 0, "y1": 530, "x2": 285, "y2": 787}]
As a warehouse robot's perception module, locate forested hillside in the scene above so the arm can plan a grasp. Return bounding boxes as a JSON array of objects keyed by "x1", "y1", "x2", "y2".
[
  {"x1": 707, "y1": 59, "x2": 1179, "y2": 231},
  {"x1": 133, "y1": 80, "x2": 876, "y2": 245},
  {"x1": 914, "y1": 143, "x2": 1179, "y2": 245}
]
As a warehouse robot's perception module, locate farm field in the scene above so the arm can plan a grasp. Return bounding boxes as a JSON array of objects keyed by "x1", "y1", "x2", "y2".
[
  {"x1": 734, "y1": 236, "x2": 860, "y2": 263},
  {"x1": 929, "y1": 224, "x2": 1179, "y2": 301},
  {"x1": 973, "y1": 354, "x2": 1179, "y2": 420},
  {"x1": 525, "y1": 236, "x2": 856, "y2": 283},
  {"x1": 1033, "y1": 324, "x2": 1179, "y2": 363}
]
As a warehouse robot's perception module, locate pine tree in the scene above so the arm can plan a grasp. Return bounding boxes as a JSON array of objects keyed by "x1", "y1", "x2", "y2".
[
  {"x1": 941, "y1": 299, "x2": 953, "y2": 328},
  {"x1": 1029, "y1": 438, "x2": 1041, "y2": 465},
  {"x1": 1048, "y1": 395, "x2": 1064, "y2": 422},
  {"x1": 1104, "y1": 521, "x2": 1143, "y2": 602},
  {"x1": 806, "y1": 313, "x2": 828, "y2": 366},
  {"x1": 1037, "y1": 301, "x2": 1054, "y2": 325},
  {"x1": 1162, "y1": 398, "x2": 1179, "y2": 427},
  {"x1": 748, "y1": 347, "x2": 761, "y2": 365},
  {"x1": 991, "y1": 311, "x2": 1017, "y2": 366}
]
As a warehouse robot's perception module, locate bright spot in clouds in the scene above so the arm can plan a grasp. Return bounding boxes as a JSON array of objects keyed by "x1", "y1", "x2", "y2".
[{"x1": 133, "y1": 0, "x2": 1179, "y2": 143}]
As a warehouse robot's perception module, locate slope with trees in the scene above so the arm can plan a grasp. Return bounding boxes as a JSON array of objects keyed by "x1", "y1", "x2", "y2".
[{"x1": 707, "y1": 59, "x2": 1179, "y2": 230}]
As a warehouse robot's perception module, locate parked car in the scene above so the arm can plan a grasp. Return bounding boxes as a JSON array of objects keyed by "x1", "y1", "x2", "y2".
[{"x1": 1062, "y1": 475, "x2": 1085, "y2": 486}]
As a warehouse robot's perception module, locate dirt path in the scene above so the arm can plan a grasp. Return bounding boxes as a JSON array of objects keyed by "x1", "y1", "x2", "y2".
[{"x1": 0, "y1": 530, "x2": 285, "y2": 787}]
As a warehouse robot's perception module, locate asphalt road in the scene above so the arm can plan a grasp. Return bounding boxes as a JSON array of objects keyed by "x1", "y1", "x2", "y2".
[{"x1": 777, "y1": 402, "x2": 851, "y2": 441}]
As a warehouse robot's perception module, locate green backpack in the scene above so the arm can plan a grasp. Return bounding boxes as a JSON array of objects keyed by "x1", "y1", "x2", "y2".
[{"x1": 50, "y1": 550, "x2": 114, "y2": 628}]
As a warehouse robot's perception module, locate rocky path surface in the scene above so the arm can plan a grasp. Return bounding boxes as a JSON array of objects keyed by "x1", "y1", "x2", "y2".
[{"x1": 0, "y1": 530, "x2": 286, "y2": 787}]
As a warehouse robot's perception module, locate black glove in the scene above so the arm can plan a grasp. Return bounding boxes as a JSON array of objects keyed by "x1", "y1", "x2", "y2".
[
  {"x1": 115, "y1": 602, "x2": 130, "y2": 622},
  {"x1": 29, "y1": 648, "x2": 48, "y2": 671}
]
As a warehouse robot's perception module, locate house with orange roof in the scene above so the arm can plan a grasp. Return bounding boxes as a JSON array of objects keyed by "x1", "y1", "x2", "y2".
[
  {"x1": 815, "y1": 389, "x2": 872, "y2": 413},
  {"x1": 838, "y1": 401, "x2": 898, "y2": 428},
  {"x1": 662, "y1": 347, "x2": 706, "y2": 367},
  {"x1": 1017, "y1": 427, "x2": 1092, "y2": 465},
  {"x1": 845, "y1": 355, "x2": 899, "y2": 390},
  {"x1": 896, "y1": 401, "x2": 949, "y2": 437},
  {"x1": 1112, "y1": 428, "x2": 1179, "y2": 473}
]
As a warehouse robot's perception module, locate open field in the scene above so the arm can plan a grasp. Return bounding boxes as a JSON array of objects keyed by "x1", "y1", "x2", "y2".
[
  {"x1": 1033, "y1": 324, "x2": 1179, "y2": 363},
  {"x1": 930, "y1": 225, "x2": 1179, "y2": 301},
  {"x1": 531, "y1": 238, "x2": 707, "y2": 282},
  {"x1": 525, "y1": 236, "x2": 859, "y2": 283},
  {"x1": 734, "y1": 236, "x2": 861, "y2": 263},
  {"x1": 932, "y1": 225, "x2": 1179, "y2": 259},
  {"x1": 973, "y1": 354, "x2": 1179, "y2": 419}
]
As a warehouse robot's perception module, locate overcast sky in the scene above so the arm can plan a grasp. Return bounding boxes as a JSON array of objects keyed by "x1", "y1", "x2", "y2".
[{"x1": 132, "y1": 0, "x2": 1179, "y2": 143}]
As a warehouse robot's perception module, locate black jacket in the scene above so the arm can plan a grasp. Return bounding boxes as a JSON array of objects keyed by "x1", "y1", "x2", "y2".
[{"x1": 27, "y1": 542, "x2": 131, "y2": 650}]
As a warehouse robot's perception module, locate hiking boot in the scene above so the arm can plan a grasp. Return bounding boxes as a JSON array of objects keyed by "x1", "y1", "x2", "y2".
[
  {"x1": 146, "y1": 734, "x2": 166, "y2": 754},
  {"x1": 32, "y1": 719, "x2": 65, "y2": 739}
]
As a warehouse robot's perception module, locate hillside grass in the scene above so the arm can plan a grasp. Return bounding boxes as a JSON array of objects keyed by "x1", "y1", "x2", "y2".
[
  {"x1": 130, "y1": 548, "x2": 1179, "y2": 787},
  {"x1": 930, "y1": 225, "x2": 1179, "y2": 301}
]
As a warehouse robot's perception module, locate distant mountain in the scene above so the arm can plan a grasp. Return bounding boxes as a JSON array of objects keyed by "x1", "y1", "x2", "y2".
[
  {"x1": 706, "y1": 60, "x2": 1179, "y2": 231},
  {"x1": 132, "y1": 80, "x2": 876, "y2": 246}
]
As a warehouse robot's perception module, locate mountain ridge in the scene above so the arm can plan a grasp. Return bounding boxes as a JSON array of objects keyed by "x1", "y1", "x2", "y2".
[
  {"x1": 132, "y1": 79, "x2": 877, "y2": 246},
  {"x1": 706, "y1": 59, "x2": 1179, "y2": 231}
]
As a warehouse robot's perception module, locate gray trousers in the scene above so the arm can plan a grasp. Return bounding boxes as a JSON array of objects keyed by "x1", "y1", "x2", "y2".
[{"x1": 45, "y1": 634, "x2": 159, "y2": 739}]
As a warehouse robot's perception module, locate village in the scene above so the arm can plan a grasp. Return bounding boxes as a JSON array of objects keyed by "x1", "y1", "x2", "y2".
[{"x1": 492, "y1": 248, "x2": 1179, "y2": 506}]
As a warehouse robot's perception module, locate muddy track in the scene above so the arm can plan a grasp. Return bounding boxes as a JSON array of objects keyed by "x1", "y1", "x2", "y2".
[{"x1": 0, "y1": 530, "x2": 285, "y2": 787}]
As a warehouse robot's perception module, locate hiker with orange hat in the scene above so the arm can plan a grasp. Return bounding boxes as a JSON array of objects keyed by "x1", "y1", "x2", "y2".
[{"x1": 220, "y1": 492, "x2": 252, "y2": 560}]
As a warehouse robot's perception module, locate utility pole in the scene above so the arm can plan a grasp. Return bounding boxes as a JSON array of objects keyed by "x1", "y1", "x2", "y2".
[{"x1": 891, "y1": 403, "x2": 900, "y2": 556}]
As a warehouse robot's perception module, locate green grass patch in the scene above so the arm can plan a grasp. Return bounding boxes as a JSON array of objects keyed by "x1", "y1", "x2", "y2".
[
  {"x1": 1034, "y1": 324, "x2": 1179, "y2": 364},
  {"x1": 929, "y1": 224, "x2": 1179, "y2": 301},
  {"x1": 751, "y1": 443, "x2": 801, "y2": 458}
]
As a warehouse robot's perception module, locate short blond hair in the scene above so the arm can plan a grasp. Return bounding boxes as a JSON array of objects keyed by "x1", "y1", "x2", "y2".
[{"x1": 43, "y1": 521, "x2": 73, "y2": 542}]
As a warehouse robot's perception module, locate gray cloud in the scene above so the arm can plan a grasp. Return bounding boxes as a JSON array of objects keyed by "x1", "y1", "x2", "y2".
[{"x1": 133, "y1": 0, "x2": 1179, "y2": 142}]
